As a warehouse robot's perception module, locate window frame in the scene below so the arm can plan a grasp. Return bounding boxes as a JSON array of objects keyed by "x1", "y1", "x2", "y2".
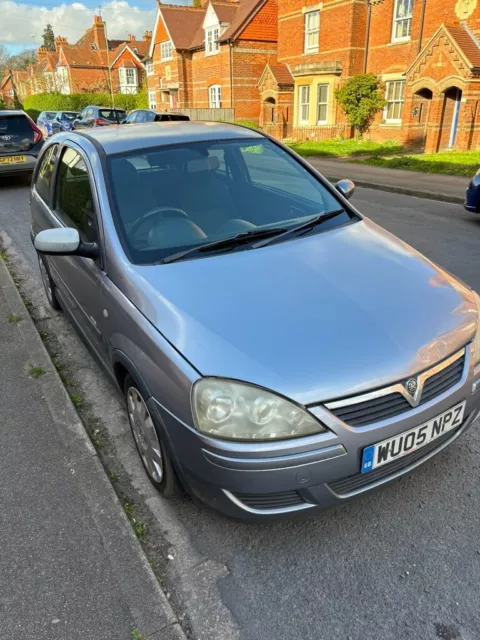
[
  {"x1": 33, "y1": 142, "x2": 61, "y2": 205},
  {"x1": 384, "y1": 79, "x2": 406, "y2": 123},
  {"x1": 304, "y1": 10, "x2": 320, "y2": 53},
  {"x1": 205, "y1": 26, "x2": 220, "y2": 56},
  {"x1": 298, "y1": 85, "x2": 310, "y2": 124},
  {"x1": 160, "y1": 40, "x2": 173, "y2": 61},
  {"x1": 148, "y1": 90, "x2": 157, "y2": 109},
  {"x1": 391, "y1": 0, "x2": 414, "y2": 43},
  {"x1": 209, "y1": 84, "x2": 222, "y2": 109},
  {"x1": 146, "y1": 60, "x2": 154, "y2": 75},
  {"x1": 316, "y1": 84, "x2": 329, "y2": 124}
]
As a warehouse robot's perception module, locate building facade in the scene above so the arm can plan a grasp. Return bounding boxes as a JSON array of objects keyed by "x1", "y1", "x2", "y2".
[{"x1": 263, "y1": 0, "x2": 480, "y2": 151}]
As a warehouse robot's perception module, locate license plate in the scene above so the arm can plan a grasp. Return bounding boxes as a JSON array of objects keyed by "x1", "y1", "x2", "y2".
[
  {"x1": 361, "y1": 401, "x2": 466, "y2": 474},
  {"x1": 0, "y1": 156, "x2": 27, "y2": 164}
]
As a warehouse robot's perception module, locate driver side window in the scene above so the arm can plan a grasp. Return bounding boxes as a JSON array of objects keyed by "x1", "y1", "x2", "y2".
[{"x1": 55, "y1": 147, "x2": 98, "y2": 243}]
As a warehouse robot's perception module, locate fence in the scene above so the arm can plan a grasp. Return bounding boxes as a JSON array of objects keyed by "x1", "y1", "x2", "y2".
[
  {"x1": 263, "y1": 123, "x2": 348, "y2": 142},
  {"x1": 179, "y1": 108, "x2": 235, "y2": 122}
]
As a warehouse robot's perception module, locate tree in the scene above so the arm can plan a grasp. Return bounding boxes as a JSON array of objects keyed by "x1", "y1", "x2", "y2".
[
  {"x1": 335, "y1": 74, "x2": 385, "y2": 137},
  {"x1": 42, "y1": 24, "x2": 56, "y2": 51}
]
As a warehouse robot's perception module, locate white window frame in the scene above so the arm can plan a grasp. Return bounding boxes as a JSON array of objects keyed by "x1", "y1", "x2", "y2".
[
  {"x1": 206, "y1": 27, "x2": 220, "y2": 56},
  {"x1": 304, "y1": 10, "x2": 319, "y2": 53},
  {"x1": 316, "y1": 84, "x2": 329, "y2": 124},
  {"x1": 391, "y1": 0, "x2": 414, "y2": 42},
  {"x1": 146, "y1": 61, "x2": 154, "y2": 75},
  {"x1": 8, "y1": 88, "x2": 14, "y2": 97},
  {"x1": 384, "y1": 80, "x2": 405, "y2": 123},
  {"x1": 298, "y1": 85, "x2": 310, "y2": 124},
  {"x1": 148, "y1": 90, "x2": 157, "y2": 109},
  {"x1": 161, "y1": 41, "x2": 173, "y2": 61},
  {"x1": 209, "y1": 84, "x2": 222, "y2": 109}
]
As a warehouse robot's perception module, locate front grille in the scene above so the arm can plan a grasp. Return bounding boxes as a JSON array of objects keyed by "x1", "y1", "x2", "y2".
[
  {"x1": 327, "y1": 427, "x2": 461, "y2": 496},
  {"x1": 233, "y1": 490, "x2": 306, "y2": 511},
  {"x1": 329, "y1": 353, "x2": 465, "y2": 428}
]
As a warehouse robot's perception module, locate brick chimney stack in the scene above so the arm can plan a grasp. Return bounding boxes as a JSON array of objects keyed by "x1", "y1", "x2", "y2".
[
  {"x1": 54, "y1": 36, "x2": 68, "y2": 51},
  {"x1": 143, "y1": 30, "x2": 152, "y2": 42},
  {"x1": 93, "y1": 15, "x2": 108, "y2": 50},
  {"x1": 128, "y1": 34, "x2": 136, "y2": 42},
  {"x1": 37, "y1": 46, "x2": 48, "y2": 63}
]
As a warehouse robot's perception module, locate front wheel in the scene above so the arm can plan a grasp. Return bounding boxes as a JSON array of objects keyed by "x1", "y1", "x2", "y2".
[
  {"x1": 38, "y1": 256, "x2": 61, "y2": 310},
  {"x1": 124, "y1": 375, "x2": 179, "y2": 497}
]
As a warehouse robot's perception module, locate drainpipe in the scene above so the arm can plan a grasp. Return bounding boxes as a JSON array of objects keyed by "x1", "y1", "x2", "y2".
[
  {"x1": 229, "y1": 42, "x2": 234, "y2": 110},
  {"x1": 180, "y1": 50, "x2": 188, "y2": 108},
  {"x1": 418, "y1": 0, "x2": 427, "y2": 54},
  {"x1": 363, "y1": 0, "x2": 384, "y2": 74}
]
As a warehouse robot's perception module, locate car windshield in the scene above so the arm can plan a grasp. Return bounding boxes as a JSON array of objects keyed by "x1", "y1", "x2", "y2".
[
  {"x1": 45, "y1": 112, "x2": 56, "y2": 120},
  {"x1": 107, "y1": 138, "x2": 354, "y2": 265},
  {"x1": 61, "y1": 112, "x2": 77, "y2": 121},
  {"x1": 100, "y1": 109, "x2": 126, "y2": 121}
]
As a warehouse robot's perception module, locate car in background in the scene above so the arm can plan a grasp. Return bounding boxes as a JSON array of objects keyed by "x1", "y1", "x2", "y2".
[
  {"x1": 124, "y1": 109, "x2": 190, "y2": 124},
  {"x1": 37, "y1": 111, "x2": 57, "y2": 137},
  {"x1": 72, "y1": 106, "x2": 127, "y2": 129},
  {"x1": 464, "y1": 168, "x2": 480, "y2": 214},
  {"x1": 51, "y1": 111, "x2": 79, "y2": 135},
  {"x1": 0, "y1": 110, "x2": 43, "y2": 177}
]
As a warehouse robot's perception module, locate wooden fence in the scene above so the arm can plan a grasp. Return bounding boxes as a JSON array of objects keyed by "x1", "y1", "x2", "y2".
[
  {"x1": 263, "y1": 123, "x2": 348, "y2": 141},
  {"x1": 179, "y1": 108, "x2": 235, "y2": 122}
]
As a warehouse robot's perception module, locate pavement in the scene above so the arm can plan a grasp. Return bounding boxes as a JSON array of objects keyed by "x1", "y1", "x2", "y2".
[
  {"x1": 306, "y1": 156, "x2": 469, "y2": 204},
  {"x1": 2, "y1": 175, "x2": 480, "y2": 640},
  {"x1": 0, "y1": 254, "x2": 185, "y2": 640}
]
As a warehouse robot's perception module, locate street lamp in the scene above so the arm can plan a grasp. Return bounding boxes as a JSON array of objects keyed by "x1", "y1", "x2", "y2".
[{"x1": 363, "y1": 0, "x2": 385, "y2": 74}]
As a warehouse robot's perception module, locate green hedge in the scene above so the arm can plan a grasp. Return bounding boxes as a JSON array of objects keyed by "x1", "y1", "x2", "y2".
[{"x1": 24, "y1": 90, "x2": 148, "y2": 121}]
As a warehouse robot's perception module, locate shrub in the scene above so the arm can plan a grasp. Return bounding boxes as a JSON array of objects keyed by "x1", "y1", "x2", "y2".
[
  {"x1": 335, "y1": 74, "x2": 386, "y2": 136},
  {"x1": 24, "y1": 92, "x2": 147, "y2": 121}
]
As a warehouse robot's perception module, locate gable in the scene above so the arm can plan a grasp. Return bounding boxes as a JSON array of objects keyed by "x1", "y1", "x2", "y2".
[
  {"x1": 112, "y1": 47, "x2": 144, "y2": 70},
  {"x1": 203, "y1": 3, "x2": 219, "y2": 29},
  {"x1": 238, "y1": 0, "x2": 277, "y2": 41},
  {"x1": 154, "y1": 12, "x2": 171, "y2": 45}
]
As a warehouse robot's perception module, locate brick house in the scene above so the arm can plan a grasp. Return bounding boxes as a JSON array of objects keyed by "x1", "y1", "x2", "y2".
[
  {"x1": 265, "y1": 0, "x2": 480, "y2": 151},
  {"x1": 0, "y1": 74, "x2": 15, "y2": 106},
  {"x1": 146, "y1": 0, "x2": 278, "y2": 121}
]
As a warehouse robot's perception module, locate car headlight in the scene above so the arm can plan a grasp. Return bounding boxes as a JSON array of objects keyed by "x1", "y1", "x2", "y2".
[
  {"x1": 192, "y1": 378, "x2": 327, "y2": 441},
  {"x1": 474, "y1": 292, "x2": 480, "y2": 365}
]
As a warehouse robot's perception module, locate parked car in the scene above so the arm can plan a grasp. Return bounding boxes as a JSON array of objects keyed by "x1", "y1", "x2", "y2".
[
  {"x1": 464, "y1": 168, "x2": 480, "y2": 213},
  {"x1": 72, "y1": 106, "x2": 127, "y2": 129},
  {"x1": 0, "y1": 110, "x2": 44, "y2": 177},
  {"x1": 37, "y1": 111, "x2": 57, "y2": 137},
  {"x1": 124, "y1": 109, "x2": 190, "y2": 124},
  {"x1": 51, "y1": 111, "x2": 80, "y2": 134},
  {"x1": 30, "y1": 123, "x2": 480, "y2": 521}
]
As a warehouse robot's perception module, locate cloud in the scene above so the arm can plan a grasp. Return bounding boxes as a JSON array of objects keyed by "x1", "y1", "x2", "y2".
[{"x1": 0, "y1": 0, "x2": 156, "y2": 48}]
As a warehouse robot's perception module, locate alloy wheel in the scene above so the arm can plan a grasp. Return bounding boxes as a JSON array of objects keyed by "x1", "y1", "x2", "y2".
[{"x1": 127, "y1": 386, "x2": 164, "y2": 483}]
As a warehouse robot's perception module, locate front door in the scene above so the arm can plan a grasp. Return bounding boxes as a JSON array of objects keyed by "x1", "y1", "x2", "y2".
[{"x1": 449, "y1": 89, "x2": 462, "y2": 149}]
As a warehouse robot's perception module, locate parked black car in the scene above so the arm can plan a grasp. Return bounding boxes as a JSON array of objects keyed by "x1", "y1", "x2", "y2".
[
  {"x1": 464, "y1": 169, "x2": 480, "y2": 214},
  {"x1": 51, "y1": 111, "x2": 80, "y2": 134},
  {"x1": 72, "y1": 106, "x2": 127, "y2": 129},
  {"x1": 124, "y1": 109, "x2": 190, "y2": 124},
  {"x1": 0, "y1": 110, "x2": 44, "y2": 177}
]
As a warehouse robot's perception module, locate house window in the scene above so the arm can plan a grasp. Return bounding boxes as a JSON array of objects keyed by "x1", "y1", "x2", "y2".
[
  {"x1": 146, "y1": 61, "x2": 154, "y2": 75},
  {"x1": 299, "y1": 85, "x2": 310, "y2": 124},
  {"x1": 119, "y1": 67, "x2": 138, "y2": 93},
  {"x1": 206, "y1": 27, "x2": 220, "y2": 56},
  {"x1": 8, "y1": 88, "x2": 14, "y2": 97},
  {"x1": 161, "y1": 41, "x2": 173, "y2": 61},
  {"x1": 209, "y1": 84, "x2": 222, "y2": 109},
  {"x1": 317, "y1": 84, "x2": 328, "y2": 124},
  {"x1": 392, "y1": 0, "x2": 413, "y2": 41},
  {"x1": 304, "y1": 10, "x2": 319, "y2": 53},
  {"x1": 133, "y1": 47, "x2": 139, "y2": 55},
  {"x1": 148, "y1": 90, "x2": 157, "y2": 109},
  {"x1": 90, "y1": 43, "x2": 98, "y2": 50},
  {"x1": 384, "y1": 80, "x2": 405, "y2": 122}
]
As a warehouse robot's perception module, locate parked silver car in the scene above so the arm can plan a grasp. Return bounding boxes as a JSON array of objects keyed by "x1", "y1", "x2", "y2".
[{"x1": 30, "y1": 123, "x2": 480, "y2": 520}]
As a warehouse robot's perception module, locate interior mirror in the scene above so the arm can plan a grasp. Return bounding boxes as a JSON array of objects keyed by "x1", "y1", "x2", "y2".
[
  {"x1": 34, "y1": 228, "x2": 99, "y2": 259},
  {"x1": 335, "y1": 179, "x2": 355, "y2": 201}
]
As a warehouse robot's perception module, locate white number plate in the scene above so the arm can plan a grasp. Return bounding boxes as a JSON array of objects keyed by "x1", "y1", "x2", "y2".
[{"x1": 361, "y1": 401, "x2": 466, "y2": 474}]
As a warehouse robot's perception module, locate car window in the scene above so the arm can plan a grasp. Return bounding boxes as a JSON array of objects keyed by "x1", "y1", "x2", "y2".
[
  {"x1": 99, "y1": 109, "x2": 126, "y2": 122},
  {"x1": 0, "y1": 114, "x2": 31, "y2": 135},
  {"x1": 55, "y1": 147, "x2": 97, "y2": 243},
  {"x1": 107, "y1": 138, "x2": 349, "y2": 265},
  {"x1": 154, "y1": 114, "x2": 168, "y2": 122},
  {"x1": 125, "y1": 112, "x2": 137, "y2": 124},
  {"x1": 146, "y1": 112, "x2": 156, "y2": 122},
  {"x1": 136, "y1": 111, "x2": 147, "y2": 123},
  {"x1": 62, "y1": 112, "x2": 77, "y2": 121},
  {"x1": 45, "y1": 112, "x2": 56, "y2": 121},
  {"x1": 168, "y1": 114, "x2": 190, "y2": 121},
  {"x1": 35, "y1": 144, "x2": 60, "y2": 203}
]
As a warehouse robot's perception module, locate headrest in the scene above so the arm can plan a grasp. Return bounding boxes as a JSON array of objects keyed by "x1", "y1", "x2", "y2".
[{"x1": 184, "y1": 156, "x2": 220, "y2": 174}]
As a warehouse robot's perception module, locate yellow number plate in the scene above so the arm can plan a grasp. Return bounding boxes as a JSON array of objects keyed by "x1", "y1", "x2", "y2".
[{"x1": 0, "y1": 156, "x2": 27, "y2": 164}]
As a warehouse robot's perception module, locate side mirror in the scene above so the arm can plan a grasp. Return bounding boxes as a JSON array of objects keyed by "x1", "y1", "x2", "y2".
[
  {"x1": 34, "y1": 228, "x2": 99, "y2": 259},
  {"x1": 335, "y1": 179, "x2": 355, "y2": 201}
]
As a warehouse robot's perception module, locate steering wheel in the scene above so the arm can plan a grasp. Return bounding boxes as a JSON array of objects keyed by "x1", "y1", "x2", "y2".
[{"x1": 130, "y1": 207, "x2": 188, "y2": 242}]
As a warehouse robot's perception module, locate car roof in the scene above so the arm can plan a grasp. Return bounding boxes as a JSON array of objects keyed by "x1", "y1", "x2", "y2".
[
  {"x1": 0, "y1": 110, "x2": 27, "y2": 116},
  {"x1": 75, "y1": 121, "x2": 263, "y2": 155}
]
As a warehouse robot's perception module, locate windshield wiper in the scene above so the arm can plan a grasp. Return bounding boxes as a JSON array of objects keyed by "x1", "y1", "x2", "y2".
[
  {"x1": 161, "y1": 226, "x2": 288, "y2": 264},
  {"x1": 252, "y1": 208, "x2": 346, "y2": 249}
]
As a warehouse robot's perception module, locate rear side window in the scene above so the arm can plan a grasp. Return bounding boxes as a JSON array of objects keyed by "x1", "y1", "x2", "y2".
[
  {"x1": 168, "y1": 114, "x2": 190, "y2": 121},
  {"x1": 0, "y1": 115, "x2": 32, "y2": 135},
  {"x1": 99, "y1": 109, "x2": 126, "y2": 122},
  {"x1": 55, "y1": 147, "x2": 97, "y2": 243},
  {"x1": 35, "y1": 144, "x2": 60, "y2": 203}
]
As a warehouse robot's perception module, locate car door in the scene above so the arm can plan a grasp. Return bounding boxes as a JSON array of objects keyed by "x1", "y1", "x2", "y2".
[
  {"x1": 135, "y1": 111, "x2": 148, "y2": 124},
  {"x1": 43, "y1": 143, "x2": 109, "y2": 361}
]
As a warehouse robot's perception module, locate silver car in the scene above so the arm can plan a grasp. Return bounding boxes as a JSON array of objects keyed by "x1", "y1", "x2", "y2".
[{"x1": 30, "y1": 123, "x2": 480, "y2": 520}]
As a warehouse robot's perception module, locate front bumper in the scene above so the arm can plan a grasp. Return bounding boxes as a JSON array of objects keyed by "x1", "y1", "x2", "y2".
[{"x1": 151, "y1": 348, "x2": 480, "y2": 521}]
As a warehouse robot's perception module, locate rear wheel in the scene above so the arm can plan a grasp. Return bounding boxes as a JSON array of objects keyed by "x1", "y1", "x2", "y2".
[
  {"x1": 38, "y1": 256, "x2": 61, "y2": 310},
  {"x1": 124, "y1": 375, "x2": 179, "y2": 497}
]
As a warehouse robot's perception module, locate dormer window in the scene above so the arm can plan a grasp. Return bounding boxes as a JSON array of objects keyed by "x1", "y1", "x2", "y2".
[
  {"x1": 90, "y1": 43, "x2": 98, "y2": 50},
  {"x1": 206, "y1": 27, "x2": 220, "y2": 56},
  {"x1": 133, "y1": 47, "x2": 139, "y2": 55}
]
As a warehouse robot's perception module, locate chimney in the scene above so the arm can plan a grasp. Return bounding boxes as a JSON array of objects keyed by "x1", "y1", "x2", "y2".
[
  {"x1": 93, "y1": 15, "x2": 108, "y2": 50},
  {"x1": 54, "y1": 36, "x2": 68, "y2": 51},
  {"x1": 37, "y1": 46, "x2": 48, "y2": 63},
  {"x1": 128, "y1": 34, "x2": 136, "y2": 42},
  {"x1": 143, "y1": 30, "x2": 152, "y2": 42}
]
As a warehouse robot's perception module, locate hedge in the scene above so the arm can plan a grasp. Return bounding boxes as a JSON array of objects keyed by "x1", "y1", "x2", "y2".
[{"x1": 24, "y1": 89, "x2": 148, "y2": 121}]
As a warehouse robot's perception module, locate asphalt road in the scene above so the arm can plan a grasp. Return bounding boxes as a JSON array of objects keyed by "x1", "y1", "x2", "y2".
[{"x1": 1, "y1": 174, "x2": 480, "y2": 640}]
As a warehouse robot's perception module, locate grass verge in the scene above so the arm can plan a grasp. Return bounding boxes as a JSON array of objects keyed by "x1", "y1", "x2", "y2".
[
  {"x1": 352, "y1": 151, "x2": 480, "y2": 177},
  {"x1": 286, "y1": 138, "x2": 404, "y2": 158}
]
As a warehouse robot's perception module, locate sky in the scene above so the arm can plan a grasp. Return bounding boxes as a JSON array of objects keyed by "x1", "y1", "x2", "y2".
[{"x1": 0, "y1": 0, "x2": 185, "y2": 52}]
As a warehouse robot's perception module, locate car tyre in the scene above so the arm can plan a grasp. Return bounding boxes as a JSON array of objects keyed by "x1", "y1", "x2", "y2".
[
  {"x1": 124, "y1": 374, "x2": 180, "y2": 497},
  {"x1": 38, "y1": 255, "x2": 61, "y2": 310}
]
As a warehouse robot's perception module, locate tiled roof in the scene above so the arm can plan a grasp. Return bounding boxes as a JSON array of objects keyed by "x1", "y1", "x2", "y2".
[
  {"x1": 213, "y1": 3, "x2": 238, "y2": 24},
  {"x1": 160, "y1": 6, "x2": 206, "y2": 50},
  {"x1": 447, "y1": 25, "x2": 480, "y2": 68},
  {"x1": 219, "y1": 0, "x2": 263, "y2": 42},
  {"x1": 60, "y1": 45, "x2": 109, "y2": 68},
  {"x1": 44, "y1": 52, "x2": 59, "y2": 72},
  {"x1": 0, "y1": 74, "x2": 11, "y2": 89},
  {"x1": 269, "y1": 64, "x2": 293, "y2": 86}
]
